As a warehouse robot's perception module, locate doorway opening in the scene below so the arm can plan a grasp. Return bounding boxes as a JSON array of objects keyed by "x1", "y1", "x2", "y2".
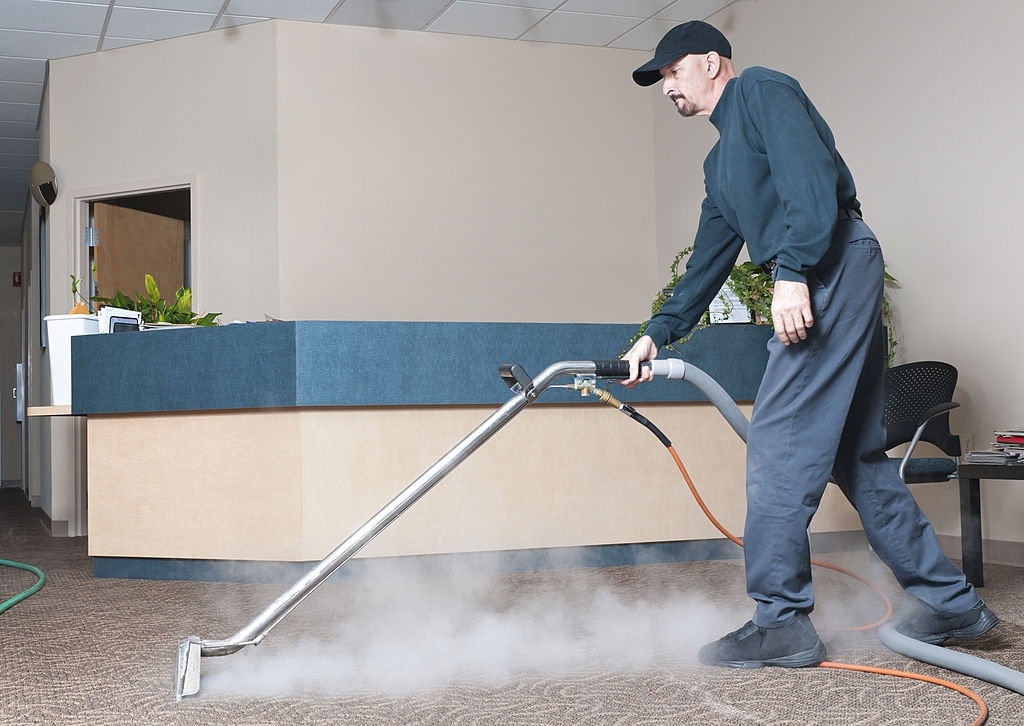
[{"x1": 86, "y1": 187, "x2": 191, "y2": 307}]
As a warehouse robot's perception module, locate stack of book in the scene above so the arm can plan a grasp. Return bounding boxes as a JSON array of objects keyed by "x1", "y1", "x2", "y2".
[
  {"x1": 962, "y1": 428, "x2": 1024, "y2": 465},
  {"x1": 995, "y1": 428, "x2": 1024, "y2": 455},
  {"x1": 963, "y1": 449, "x2": 1021, "y2": 464}
]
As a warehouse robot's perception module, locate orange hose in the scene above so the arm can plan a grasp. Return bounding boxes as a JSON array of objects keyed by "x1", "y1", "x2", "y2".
[
  {"x1": 818, "y1": 661, "x2": 987, "y2": 726},
  {"x1": 665, "y1": 444, "x2": 987, "y2": 726}
]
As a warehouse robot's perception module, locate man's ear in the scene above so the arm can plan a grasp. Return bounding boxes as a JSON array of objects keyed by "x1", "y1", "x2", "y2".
[{"x1": 705, "y1": 51, "x2": 722, "y2": 78}]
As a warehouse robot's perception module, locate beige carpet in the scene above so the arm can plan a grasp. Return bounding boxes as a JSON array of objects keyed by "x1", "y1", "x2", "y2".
[{"x1": 2, "y1": 487, "x2": 1023, "y2": 725}]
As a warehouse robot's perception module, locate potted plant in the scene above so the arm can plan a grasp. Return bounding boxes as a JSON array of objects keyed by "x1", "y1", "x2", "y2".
[{"x1": 92, "y1": 274, "x2": 220, "y2": 327}]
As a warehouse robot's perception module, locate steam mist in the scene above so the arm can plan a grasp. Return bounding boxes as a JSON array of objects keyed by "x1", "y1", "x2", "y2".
[
  {"x1": 199, "y1": 558, "x2": 749, "y2": 699},
  {"x1": 197, "y1": 545, "x2": 895, "y2": 699}
]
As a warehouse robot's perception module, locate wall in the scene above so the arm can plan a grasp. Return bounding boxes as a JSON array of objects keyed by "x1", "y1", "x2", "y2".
[{"x1": 273, "y1": 22, "x2": 658, "y2": 323}]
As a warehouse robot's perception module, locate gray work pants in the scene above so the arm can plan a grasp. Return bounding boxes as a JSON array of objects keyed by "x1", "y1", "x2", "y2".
[{"x1": 744, "y1": 218, "x2": 978, "y2": 627}]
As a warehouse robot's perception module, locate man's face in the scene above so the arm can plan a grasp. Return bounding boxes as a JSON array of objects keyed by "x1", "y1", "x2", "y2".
[{"x1": 659, "y1": 54, "x2": 712, "y2": 118}]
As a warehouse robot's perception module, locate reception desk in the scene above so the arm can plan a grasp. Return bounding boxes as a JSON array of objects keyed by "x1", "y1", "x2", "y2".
[{"x1": 72, "y1": 321, "x2": 859, "y2": 581}]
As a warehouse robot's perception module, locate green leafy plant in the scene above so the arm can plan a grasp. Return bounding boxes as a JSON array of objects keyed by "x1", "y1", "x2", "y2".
[
  {"x1": 68, "y1": 275, "x2": 91, "y2": 314},
  {"x1": 727, "y1": 261, "x2": 773, "y2": 325},
  {"x1": 625, "y1": 247, "x2": 773, "y2": 353},
  {"x1": 92, "y1": 274, "x2": 220, "y2": 327},
  {"x1": 882, "y1": 271, "x2": 900, "y2": 368}
]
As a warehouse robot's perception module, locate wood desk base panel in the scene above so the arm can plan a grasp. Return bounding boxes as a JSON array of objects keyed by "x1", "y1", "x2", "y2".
[{"x1": 86, "y1": 404, "x2": 866, "y2": 564}]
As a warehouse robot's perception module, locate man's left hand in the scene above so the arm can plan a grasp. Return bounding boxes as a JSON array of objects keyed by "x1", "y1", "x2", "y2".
[{"x1": 771, "y1": 279, "x2": 813, "y2": 345}]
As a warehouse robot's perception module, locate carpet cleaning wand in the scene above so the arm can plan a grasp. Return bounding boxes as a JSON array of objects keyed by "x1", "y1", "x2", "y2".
[{"x1": 176, "y1": 359, "x2": 676, "y2": 699}]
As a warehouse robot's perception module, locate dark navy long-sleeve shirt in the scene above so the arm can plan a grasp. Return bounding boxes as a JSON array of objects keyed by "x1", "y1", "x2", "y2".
[{"x1": 643, "y1": 66, "x2": 860, "y2": 349}]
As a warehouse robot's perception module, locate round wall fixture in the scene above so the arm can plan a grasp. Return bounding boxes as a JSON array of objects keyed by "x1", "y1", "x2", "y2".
[{"x1": 29, "y1": 161, "x2": 58, "y2": 207}]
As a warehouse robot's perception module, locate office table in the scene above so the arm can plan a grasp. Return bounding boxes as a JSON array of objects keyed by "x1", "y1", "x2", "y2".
[{"x1": 957, "y1": 462, "x2": 1024, "y2": 587}]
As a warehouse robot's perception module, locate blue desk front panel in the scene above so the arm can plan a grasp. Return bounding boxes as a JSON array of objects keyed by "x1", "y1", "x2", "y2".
[{"x1": 72, "y1": 321, "x2": 772, "y2": 414}]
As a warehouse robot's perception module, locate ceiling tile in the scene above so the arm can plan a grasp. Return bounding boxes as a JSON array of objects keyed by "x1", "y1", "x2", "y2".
[
  {"x1": 224, "y1": 0, "x2": 339, "y2": 23},
  {"x1": 0, "y1": 80, "x2": 44, "y2": 105},
  {"x1": 0, "y1": 178, "x2": 29, "y2": 190},
  {"x1": 0, "y1": 121, "x2": 40, "y2": 140},
  {"x1": 0, "y1": 138, "x2": 39, "y2": 156},
  {"x1": 656, "y1": 0, "x2": 734, "y2": 22},
  {"x1": 99, "y1": 36, "x2": 153, "y2": 51},
  {"x1": 1, "y1": 0, "x2": 109, "y2": 36},
  {"x1": 473, "y1": 0, "x2": 560, "y2": 8},
  {"x1": 116, "y1": 0, "x2": 225, "y2": 11},
  {"x1": 0, "y1": 188, "x2": 30, "y2": 213},
  {"x1": 522, "y1": 11, "x2": 641, "y2": 46},
  {"x1": 0, "y1": 150, "x2": 38, "y2": 166},
  {"x1": 0, "y1": 167, "x2": 34, "y2": 183},
  {"x1": 0, "y1": 102, "x2": 40, "y2": 124},
  {"x1": 607, "y1": 17, "x2": 677, "y2": 50},
  {"x1": 328, "y1": 0, "x2": 453, "y2": 32},
  {"x1": 0, "y1": 57, "x2": 48, "y2": 82},
  {"x1": 430, "y1": 1, "x2": 549, "y2": 40},
  {"x1": 0, "y1": 28, "x2": 100, "y2": 59},
  {"x1": 214, "y1": 14, "x2": 271, "y2": 30},
  {"x1": 0, "y1": 57, "x2": 48, "y2": 84},
  {"x1": 561, "y1": 0, "x2": 674, "y2": 15},
  {"x1": 106, "y1": 6, "x2": 218, "y2": 40}
]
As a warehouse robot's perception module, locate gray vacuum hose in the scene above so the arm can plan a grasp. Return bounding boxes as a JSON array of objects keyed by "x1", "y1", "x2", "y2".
[
  {"x1": 878, "y1": 623, "x2": 1024, "y2": 695},
  {"x1": 649, "y1": 358, "x2": 749, "y2": 443},
  {"x1": 652, "y1": 357, "x2": 1024, "y2": 696}
]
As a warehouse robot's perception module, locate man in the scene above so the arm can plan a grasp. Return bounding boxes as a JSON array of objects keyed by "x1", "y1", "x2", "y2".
[{"x1": 622, "y1": 21, "x2": 997, "y2": 668}]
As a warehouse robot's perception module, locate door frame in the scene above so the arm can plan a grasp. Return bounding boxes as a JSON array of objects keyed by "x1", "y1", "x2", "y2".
[{"x1": 69, "y1": 175, "x2": 199, "y2": 309}]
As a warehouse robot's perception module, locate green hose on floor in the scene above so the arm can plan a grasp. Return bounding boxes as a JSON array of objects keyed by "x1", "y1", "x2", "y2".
[{"x1": 0, "y1": 559, "x2": 46, "y2": 613}]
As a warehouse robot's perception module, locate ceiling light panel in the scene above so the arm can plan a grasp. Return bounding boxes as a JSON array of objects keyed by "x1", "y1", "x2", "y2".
[
  {"x1": 522, "y1": 11, "x2": 641, "y2": 46},
  {"x1": 214, "y1": 15, "x2": 272, "y2": 30},
  {"x1": 115, "y1": 0, "x2": 226, "y2": 11},
  {"x1": 224, "y1": 0, "x2": 340, "y2": 23},
  {"x1": 106, "y1": 6, "x2": 219, "y2": 40},
  {"x1": 0, "y1": 80, "x2": 43, "y2": 105},
  {"x1": 471, "y1": 0, "x2": 560, "y2": 8},
  {"x1": 328, "y1": 0, "x2": 453, "y2": 31},
  {"x1": 2, "y1": 0, "x2": 109, "y2": 35},
  {"x1": 559, "y1": 0, "x2": 675, "y2": 15},
  {"x1": 0, "y1": 57, "x2": 48, "y2": 84},
  {"x1": 608, "y1": 17, "x2": 678, "y2": 49},
  {"x1": 0, "y1": 101, "x2": 39, "y2": 124},
  {"x1": 430, "y1": 2, "x2": 549, "y2": 39},
  {"x1": 0, "y1": 138, "x2": 40, "y2": 155},
  {"x1": 0, "y1": 121, "x2": 39, "y2": 140},
  {"x1": 0, "y1": 29, "x2": 100, "y2": 59},
  {"x1": 656, "y1": 0, "x2": 734, "y2": 22}
]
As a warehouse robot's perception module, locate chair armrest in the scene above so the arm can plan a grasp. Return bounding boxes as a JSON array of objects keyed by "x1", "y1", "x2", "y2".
[
  {"x1": 914, "y1": 401, "x2": 960, "y2": 428},
  {"x1": 899, "y1": 401, "x2": 961, "y2": 480}
]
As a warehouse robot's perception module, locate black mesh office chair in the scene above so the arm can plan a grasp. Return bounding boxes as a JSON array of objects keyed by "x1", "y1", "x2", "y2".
[{"x1": 883, "y1": 361, "x2": 962, "y2": 483}]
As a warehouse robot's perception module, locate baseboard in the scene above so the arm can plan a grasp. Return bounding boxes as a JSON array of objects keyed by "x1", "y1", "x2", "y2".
[
  {"x1": 93, "y1": 530, "x2": 872, "y2": 582},
  {"x1": 935, "y1": 534, "x2": 1024, "y2": 568}
]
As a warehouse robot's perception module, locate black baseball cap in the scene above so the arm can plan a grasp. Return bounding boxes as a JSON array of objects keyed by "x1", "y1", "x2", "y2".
[{"x1": 632, "y1": 21, "x2": 732, "y2": 87}]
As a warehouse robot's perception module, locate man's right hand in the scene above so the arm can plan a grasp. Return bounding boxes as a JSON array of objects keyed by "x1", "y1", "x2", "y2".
[{"x1": 620, "y1": 335, "x2": 659, "y2": 388}]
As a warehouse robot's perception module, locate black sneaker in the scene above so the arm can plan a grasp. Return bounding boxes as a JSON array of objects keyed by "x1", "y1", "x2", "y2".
[
  {"x1": 698, "y1": 613, "x2": 827, "y2": 669},
  {"x1": 894, "y1": 600, "x2": 999, "y2": 644}
]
